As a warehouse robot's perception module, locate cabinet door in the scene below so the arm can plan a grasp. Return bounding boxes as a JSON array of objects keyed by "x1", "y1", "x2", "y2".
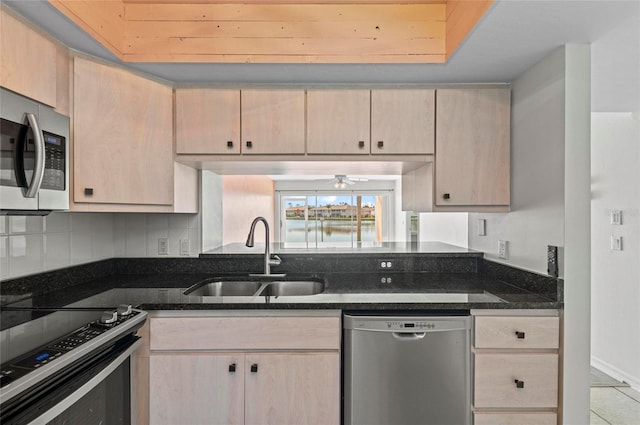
[
  {"x1": 245, "y1": 353, "x2": 340, "y2": 425},
  {"x1": 241, "y1": 89, "x2": 305, "y2": 154},
  {"x1": 474, "y1": 353, "x2": 558, "y2": 409},
  {"x1": 73, "y1": 57, "x2": 173, "y2": 205},
  {"x1": 435, "y1": 88, "x2": 510, "y2": 206},
  {"x1": 149, "y1": 354, "x2": 244, "y2": 425},
  {"x1": 307, "y1": 90, "x2": 370, "y2": 154},
  {"x1": 176, "y1": 89, "x2": 240, "y2": 154},
  {"x1": 371, "y1": 89, "x2": 435, "y2": 154},
  {"x1": 0, "y1": 10, "x2": 57, "y2": 107}
]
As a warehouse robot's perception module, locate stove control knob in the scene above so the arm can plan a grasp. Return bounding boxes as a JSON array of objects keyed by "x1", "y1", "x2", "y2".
[
  {"x1": 117, "y1": 304, "x2": 133, "y2": 316},
  {"x1": 100, "y1": 311, "x2": 118, "y2": 325}
]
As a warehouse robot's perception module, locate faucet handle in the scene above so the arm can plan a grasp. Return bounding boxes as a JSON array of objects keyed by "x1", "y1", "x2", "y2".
[{"x1": 269, "y1": 254, "x2": 282, "y2": 266}]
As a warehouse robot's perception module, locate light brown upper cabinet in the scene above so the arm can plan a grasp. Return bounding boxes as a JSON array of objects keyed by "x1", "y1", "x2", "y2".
[
  {"x1": 241, "y1": 89, "x2": 305, "y2": 155},
  {"x1": 73, "y1": 57, "x2": 174, "y2": 206},
  {"x1": 307, "y1": 89, "x2": 370, "y2": 154},
  {"x1": 0, "y1": 9, "x2": 57, "y2": 107},
  {"x1": 371, "y1": 89, "x2": 435, "y2": 155},
  {"x1": 435, "y1": 88, "x2": 510, "y2": 207},
  {"x1": 176, "y1": 89, "x2": 241, "y2": 154}
]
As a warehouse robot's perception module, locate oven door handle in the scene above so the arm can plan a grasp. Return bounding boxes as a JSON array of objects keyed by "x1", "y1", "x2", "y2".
[
  {"x1": 23, "y1": 113, "x2": 45, "y2": 198},
  {"x1": 27, "y1": 338, "x2": 142, "y2": 425}
]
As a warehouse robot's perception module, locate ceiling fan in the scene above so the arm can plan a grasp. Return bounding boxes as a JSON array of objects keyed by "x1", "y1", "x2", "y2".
[{"x1": 331, "y1": 175, "x2": 368, "y2": 189}]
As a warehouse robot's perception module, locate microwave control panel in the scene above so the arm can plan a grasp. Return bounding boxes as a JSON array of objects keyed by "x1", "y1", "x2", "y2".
[{"x1": 41, "y1": 130, "x2": 65, "y2": 191}]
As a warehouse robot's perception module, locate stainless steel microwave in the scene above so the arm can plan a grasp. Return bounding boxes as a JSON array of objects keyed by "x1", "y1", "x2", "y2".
[{"x1": 0, "y1": 88, "x2": 69, "y2": 215}]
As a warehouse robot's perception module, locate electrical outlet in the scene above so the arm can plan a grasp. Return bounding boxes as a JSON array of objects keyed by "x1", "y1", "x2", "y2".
[
  {"x1": 378, "y1": 260, "x2": 393, "y2": 269},
  {"x1": 610, "y1": 236, "x2": 623, "y2": 251},
  {"x1": 180, "y1": 239, "x2": 190, "y2": 256},
  {"x1": 547, "y1": 245, "x2": 558, "y2": 277},
  {"x1": 158, "y1": 238, "x2": 168, "y2": 255},
  {"x1": 477, "y1": 219, "x2": 486, "y2": 236},
  {"x1": 498, "y1": 240, "x2": 508, "y2": 259}
]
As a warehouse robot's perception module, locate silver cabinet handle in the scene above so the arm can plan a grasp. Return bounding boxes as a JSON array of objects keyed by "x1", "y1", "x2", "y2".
[{"x1": 24, "y1": 113, "x2": 45, "y2": 198}]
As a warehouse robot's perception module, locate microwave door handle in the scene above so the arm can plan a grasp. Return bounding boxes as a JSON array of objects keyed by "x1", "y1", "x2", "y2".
[{"x1": 24, "y1": 112, "x2": 45, "y2": 198}]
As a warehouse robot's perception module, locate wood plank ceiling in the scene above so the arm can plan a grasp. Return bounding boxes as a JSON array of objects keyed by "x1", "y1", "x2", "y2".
[{"x1": 48, "y1": 0, "x2": 492, "y2": 63}]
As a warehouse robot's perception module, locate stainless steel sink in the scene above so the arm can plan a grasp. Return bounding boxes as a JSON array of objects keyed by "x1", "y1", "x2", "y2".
[
  {"x1": 258, "y1": 280, "x2": 325, "y2": 297},
  {"x1": 183, "y1": 277, "x2": 325, "y2": 297},
  {"x1": 183, "y1": 279, "x2": 263, "y2": 297}
]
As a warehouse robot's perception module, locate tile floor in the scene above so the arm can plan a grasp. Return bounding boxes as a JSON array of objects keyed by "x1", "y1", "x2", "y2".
[{"x1": 590, "y1": 368, "x2": 640, "y2": 425}]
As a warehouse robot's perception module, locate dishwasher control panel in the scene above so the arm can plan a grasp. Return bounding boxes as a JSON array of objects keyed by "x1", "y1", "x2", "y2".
[
  {"x1": 345, "y1": 315, "x2": 471, "y2": 333},
  {"x1": 385, "y1": 320, "x2": 436, "y2": 330}
]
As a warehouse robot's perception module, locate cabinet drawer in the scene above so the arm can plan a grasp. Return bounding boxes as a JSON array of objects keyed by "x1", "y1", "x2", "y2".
[
  {"x1": 475, "y1": 316, "x2": 559, "y2": 349},
  {"x1": 150, "y1": 316, "x2": 341, "y2": 351},
  {"x1": 474, "y1": 353, "x2": 558, "y2": 408},
  {"x1": 474, "y1": 412, "x2": 557, "y2": 425}
]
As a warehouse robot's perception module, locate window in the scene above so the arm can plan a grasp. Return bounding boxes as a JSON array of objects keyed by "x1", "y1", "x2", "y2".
[{"x1": 276, "y1": 191, "x2": 392, "y2": 248}]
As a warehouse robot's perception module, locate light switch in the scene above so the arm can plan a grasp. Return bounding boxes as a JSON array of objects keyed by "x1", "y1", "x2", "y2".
[
  {"x1": 610, "y1": 210, "x2": 622, "y2": 225},
  {"x1": 477, "y1": 219, "x2": 486, "y2": 236},
  {"x1": 610, "y1": 236, "x2": 623, "y2": 251}
]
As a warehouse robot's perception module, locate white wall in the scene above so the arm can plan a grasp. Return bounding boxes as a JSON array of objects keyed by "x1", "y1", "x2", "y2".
[
  {"x1": 468, "y1": 45, "x2": 592, "y2": 424},
  {"x1": 394, "y1": 179, "x2": 407, "y2": 243},
  {"x1": 419, "y1": 213, "x2": 469, "y2": 247},
  {"x1": 563, "y1": 44, "x2": 592, "y2": 425},
  {"x1": 591, "y1": 112, "x2": 640, "y2": 390},
  {"x1": 0, "y1": 211, "x2": 201, "y2": 280}
]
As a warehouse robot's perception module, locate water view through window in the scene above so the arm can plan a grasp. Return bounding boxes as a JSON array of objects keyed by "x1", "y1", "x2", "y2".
[{"x1": 280, "y1": 194, "x2": 388, "y2": 248}]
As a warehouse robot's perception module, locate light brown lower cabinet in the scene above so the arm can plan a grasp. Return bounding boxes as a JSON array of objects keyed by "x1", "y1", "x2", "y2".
[
  {"x1": 149, "y1": 354, "x2": 244, "y2": 425},
  {"x1": 472, "y1": 312, "x2": 561, "y2": 425},
  {"x1": 141, "y1": 313, "x2": 341, "y2": 425},
  {"x1": 149, "y1": 352, "x2": 339, "y2": 425},
  {"x1": 474, "y1": 412, "x2": 557, "y2": 425},
  {"x1": 244, "y1": 353, "x2": 340, "y2": 425}
]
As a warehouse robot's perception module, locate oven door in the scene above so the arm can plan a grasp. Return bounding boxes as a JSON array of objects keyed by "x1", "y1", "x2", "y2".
[{"x1": 0, "y1": 334, "x2": 141, "y2": 425}]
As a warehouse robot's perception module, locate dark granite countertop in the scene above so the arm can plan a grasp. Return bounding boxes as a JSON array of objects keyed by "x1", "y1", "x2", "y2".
[
  {"x1": 2, "y1": 271, "x2": 559, "y2": 313},
  {"x1": 0, "y1": 253, "x2": 562, "y2": 330}
]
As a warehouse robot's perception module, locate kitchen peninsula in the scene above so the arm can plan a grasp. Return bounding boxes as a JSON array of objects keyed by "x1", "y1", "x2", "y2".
[{"x1": 1, "y1": 243, "x2": 562, "y2": 424}]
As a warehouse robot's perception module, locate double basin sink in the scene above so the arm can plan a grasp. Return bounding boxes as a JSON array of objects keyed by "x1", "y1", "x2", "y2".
[{"x1": 184, "y1": 276, "x2": 325, "y2": 298}]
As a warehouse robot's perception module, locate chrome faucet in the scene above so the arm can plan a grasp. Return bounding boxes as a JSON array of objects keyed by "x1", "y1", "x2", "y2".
[{"x1": 245, "y1": 217, "x2": 284, "y2": 277}]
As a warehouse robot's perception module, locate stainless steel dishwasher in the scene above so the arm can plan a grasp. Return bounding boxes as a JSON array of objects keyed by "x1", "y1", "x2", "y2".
[{"x1": 343, "y1": 313, "x2": 472, "y2": 425}]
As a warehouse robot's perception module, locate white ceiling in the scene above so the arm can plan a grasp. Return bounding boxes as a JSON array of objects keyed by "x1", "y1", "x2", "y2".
[{"x1": 4, "y1": 0, "x2": 639, "y2": 112}]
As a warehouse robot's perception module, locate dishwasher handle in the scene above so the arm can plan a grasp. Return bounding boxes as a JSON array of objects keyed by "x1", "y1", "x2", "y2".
[{"x1": 392, "y1": 332, "x2": 426, "y2": 340}]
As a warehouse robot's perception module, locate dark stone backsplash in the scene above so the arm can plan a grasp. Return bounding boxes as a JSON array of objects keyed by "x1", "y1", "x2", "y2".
[
  {"x1": 479, "y1": 259, "x2": 561, "y2": 301},
  {"x1": 1, "y1": 253, "x2": 560, "y2": 304}
]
